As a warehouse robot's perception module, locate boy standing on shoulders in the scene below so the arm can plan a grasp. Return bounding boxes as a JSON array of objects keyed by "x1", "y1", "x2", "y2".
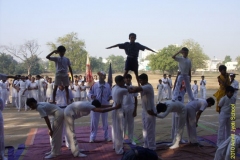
[
  {"x1": 172, "y1": 47, "x2": 195, "y2": 101},
  {"x1": 46, "y1": 46, "x2": 73, "y2": 104},
  {"x1": 128, "y1": 73, "x2": 156, "y2": 150},
  {"x1": 106, "y1": 33, "x2": 156, "y2": 86}
]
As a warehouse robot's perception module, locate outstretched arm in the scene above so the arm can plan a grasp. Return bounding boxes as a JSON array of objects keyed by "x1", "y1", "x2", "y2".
[
  {"x1": 92, "y1": 103, "x2": 121, "y2": 113},
  {"x1": 43, "y1": 116, "x2": 53, "y2": 137},
  {"x1": 46, "y1": 50, "x2": 58, "y2": 59},
  {"x1": 106, "y1": 44, "x2": 119, "y2": 49},
  {"x1": 128, "y1": 86, "x2": 143, "y2": 93},
  {"x1": 145, "y1": 46, "x2": 157, "y2": 53}
]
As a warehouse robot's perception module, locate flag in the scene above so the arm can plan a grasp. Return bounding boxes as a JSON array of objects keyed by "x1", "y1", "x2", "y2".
[
  {"x1": 107, "y1": 63, "x2": 113, "y2": 87},
  {"x1": 86, "y1": 54, "x2": 94, "y2": 86}
]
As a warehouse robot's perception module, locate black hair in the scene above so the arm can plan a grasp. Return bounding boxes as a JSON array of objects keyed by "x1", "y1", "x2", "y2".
[
  {"x1": 159, "y1": 79, "x2": 162, "y2": 81},
  {"x1": 92, "y1": 99, "x2": 101, "y2": 108},
  {"x1": 201, "y1": 75, "x2": 205, "y2": 78},
  {"x1": 226, "y1": 86, "x2": 235, "y2": 93},
  {"x1": 182, "y1": 47, "x2": 189, "y2": 52},
  {"x1": 57, "y1": 45, "x2": 66, "y2": 52},
  {"x1": 219, "y1": 65, "x2": 227, "y2": 72},
  {"x1": 206, "y1": 97, "x2": 215, "y2": 106},
  {"x1": 36, "y1": 75, "x2": 41, "y2": 78},
  {"x1": 156, "y1": 103, "x2": 167, "y2": 113},
  {"x1": 125, "y1": 74, "x2": 132, "y2": 79},
  {"x1": 138, "y1": 73, "x2": 148, "y2": 81},
  {"x1": 129, "y1": 33, "x2": 136, "y2": 38},
  {"x1": 115, "y1": 75, "x2": 124, "y2": 83},
  {"x1": 26, "y1": 98, "x2": 37, "y2": 106}
]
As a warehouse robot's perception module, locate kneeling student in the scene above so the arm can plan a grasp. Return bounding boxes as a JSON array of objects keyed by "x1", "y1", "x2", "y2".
[
  {"x1": 148, "y1": 100, "x2": 186, "y2": 149},
  {"x1": 26, "y1": 98, "x2": 64, "y2": 159},
  {"x1": 186, "y1": 97, "x2": 215, "y2": 145},
  {"x1": 64, "y1": 100, "x2": 121, "y2": 157}
]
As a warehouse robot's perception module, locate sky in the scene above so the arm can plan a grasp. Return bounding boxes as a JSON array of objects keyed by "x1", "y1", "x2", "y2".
[{"x1": 0, "y1": 0, "x2": 239, "y2": 61}]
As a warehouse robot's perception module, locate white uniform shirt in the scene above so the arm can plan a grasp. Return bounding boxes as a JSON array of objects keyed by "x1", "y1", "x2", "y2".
[
  {"x1": 56, "y1": 89, "x2": 73, "y2": 107},
  {"x1": 157, "y1": 100, "x2": 185, "y2": 118},
  {"x1": 219, "y1": 95, "x2": 236, "y2": 117},
  {"x1": 36, "y1": 102, "x2": 61, "y2": 118},
  {"x1": 112, "y1": 85, "x2": 128, "y2": 109},
  {"x1": 168, "y1": 78, "x2": 172, "y2": 88},
  {"x1": 0, "y1": 82, "x2": 8, "y2": 90},
  {"x1": 186, "y1": 98, "x2": 208, "y2": 112},
  {"x1": 122, "y1": 85, "x2": 138, "y2": 109},
  {"x1": 162, "y1": 78, "x2": 168, "y2": 87},
  {"x1": 72, "y1": 84, "x2": 80, "y2": 97},
  {"x1": 48, "y1": 56, "x2": 71, "y2": 74},
  {"x1": 141, "y1": 83, "x2": 157, "y2": 113},
  {"x1": 28, "y1": 82, "x2": 38, "y2": 89},
  {"x1": 174, "y1": 56, "x2": 191, "y2": 75},
  {"x1": 66, "y1": 101, "x2": 95, "y2": 119},
  {"x1": 191, "y1": 84, "x2": 198, "y2": 94},
  {"x1": 200, "y1": 80, "x2": 206, "y2": 88},
  {"x1": 16, "y1": 80, "x2": 27, "y2": 91},
  {"x1": 157, "y1": 84, "x2": 164, "y2": 93},
  {"x1": 231, "y1": 80, "x2": 239, "y2": 98}
]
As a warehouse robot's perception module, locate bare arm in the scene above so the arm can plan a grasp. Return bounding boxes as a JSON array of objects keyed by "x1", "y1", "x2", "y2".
[
  {"x1": 172, "y1": 50, "x2": 181, "y2": 59},
  {"x1": 92, "y1": 103, "x2": 121, "y2": 113},
  {"x1": 128, "y1": 86, "x2": 143, "y2": 93},
  {"x1": 43, "y1": 116, "x2": 53, "y2": 137},
  {"x1": 145, "y1": 46, "x2": 157, "y2": 53},
  {"x1": 106, "y1": 44, "x2": 119, "y2": 49},
  {"x1": 46, "y1": 50, "x2": 58, "y2": 59},
  {"x1": 68, "y1": 66, "x2": 74, "y2": 83}
]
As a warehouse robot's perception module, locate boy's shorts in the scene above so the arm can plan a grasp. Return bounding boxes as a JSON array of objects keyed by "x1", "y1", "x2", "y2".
[
  {"x1": 54, "y1": 72, "x2": 69, "y2": 86},
  {"x1": 125, "y1": 57, "x2": 138, "y2": 72}
]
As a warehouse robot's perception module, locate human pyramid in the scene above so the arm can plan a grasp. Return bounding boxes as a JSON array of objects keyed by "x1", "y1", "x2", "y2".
[{"x1": 0, "y1": 33, "x2": 239, "y2": 160}]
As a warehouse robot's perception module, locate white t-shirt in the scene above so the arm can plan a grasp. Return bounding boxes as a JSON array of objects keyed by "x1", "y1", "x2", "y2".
[
  {"x1": 16, "y1": 80, "x2": 28, "y2": 90},
  {"x1": 36, "y1": 102, "x2": 61, "y2": 118},
  {"x1": 49, "y1": 56, "x2": 71, "y2": 74},
  {"x1": 191, "y1": 84, "x2": 198, "y2": 94},
  {"x1": 219, "y1": 95, "x2": 236, "y2": 117},
  {"x1": 122, "y1": 85, "x2": 138, "y2": 109},
  {"x1": 112, "y1": 85, "x2": 128, "y2": 109},
  {"x1": 162, "y1": 78, "x2": 168, "y2": 87},
  {"x1": 157, "y1": 100, "x2": 185, "y2": 118},
  {"x1": 200, "y1": 79, "x2": 206, "y2": 88},
  {"x1": 157, "y1": 84, "x2": 164, "y2": 93},
  {"x1": 56, "y1": 89, "x2": 73, "y2": 107},
  {"x1": 186, "y1": 98, "x2": 208, "y2": 112},
  {"x1": 141, "y1": 83, "x2": 156, "y2": 113},
  {"x1": 231, "y1": 80, "x2": 239, "y2": 98},
  {"x1": 174, "y1": 56, "x2": 191, "y2": 75},
  {"x1": 66, "y1": 101, "x2": 95, "y2": 119}
]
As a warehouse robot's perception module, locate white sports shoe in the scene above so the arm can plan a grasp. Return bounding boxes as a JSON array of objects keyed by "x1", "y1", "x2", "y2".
[
  {"x1": 44, "y1": 153, "x2": 56, "y2": 159},
  {"x1": 78, "y1": 153, "x2": 87, "y2": 157},
  {"x1": 169, "y1": 144, "x2": 179, "y2": 149}
]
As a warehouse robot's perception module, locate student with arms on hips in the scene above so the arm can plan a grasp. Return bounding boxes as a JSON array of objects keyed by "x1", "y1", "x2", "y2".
[
  {"x1": 122, "y1": 74, "x2": 138, "y2": 145},
  {"x1": 185, "y1": 97, "x2": 215, "y2": 145},
  {"x1": 213, "y1": 65, "x2": 230, "y2": 112},
  {"x1": 64, "y1": 100, "x2": 121, "y2": 157},
  {"x1": 148, "y1": 100, "x2": 186, "y2": 149},
  {"x1": 128, "y1": 73, "x2": 156, "y2": 150},
  {"x1": 217, "y1": 86, "x2": 236, "y2": 147},
  {"x1": 172, "y1": 47, "x2": 195, "y2": 101},
  {"x1": 87, "y1": 71, "x2": 112, "y2": 142},
  {"x1": 106, "y1": 33, "x2": 156, "y2": 86},
  {"x1": 46, "y1": 45, "x2": 73, "y2": 104},
  {"x1": 191, "y1": 80, "x2": 198, "y2": 98},
  {"x1": 200, "y1": 76, "x2": 206, "y2": 99},
  {"x1": 26, "y1": 98, "x2": 64, "y2": 159}
]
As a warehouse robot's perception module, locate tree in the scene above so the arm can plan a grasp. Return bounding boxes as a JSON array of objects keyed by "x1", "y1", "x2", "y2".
[
  {"x1": 47, "y1": 32, "x2": 88, "y2": 73},
  {"x1": 0, "y1": 53, "x2": 18, "y2": 74},
  {"x1": 222, "y1": 55, "x2": 232, "y2": 64},
  {"x1": 1, "y1": 40, "x2": 42, "y2": 75},
  {"x1": 149, "y1": 45, "x2": 181, "y2": 74},
  {"x1": 182, "y1": 39, "x2": 209, "y2": 73},
  {"x1": 236, "y1": 56, "x2": 240, "y2": 71},
  {"x1": 106, "y1": 55, "x2": 125, "y2": 73},
  {"x1": 90, "y1": 56, "x2": 106, "y2": 72}
]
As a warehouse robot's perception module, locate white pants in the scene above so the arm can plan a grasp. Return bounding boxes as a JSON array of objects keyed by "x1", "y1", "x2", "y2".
[
  {"x1": 173, "y1": 75, "x2": 194, "y2": 101},
  {"x1": 193, "y1": 93, "x2": 198, "y2": 98},
  {"x1": 186, "y1": 107, "x2": 198, "y2": 143},
  {"x1": 171, "y1": 111, "x2": 186, "y2": 144},
  {"x1": 112, "y1": 109, "x2": 124, "y2": 154},
  {"x1": 73, "y1": 97, "x2": 80, "y2": 102},
  {"x1": 163, "y1": 85, "x2": 169, "y2": 99},
  {"x1": 38, "y1": 89, "x2": 45, "y2": 102},
  {"x1": 64, "y1": 108, "x2": 81, "y2": 157},
  {"x1": 18, "y1": 90, "x2": 27, "y2": 110},
  {"x1": 29, "y1": 90, "x2": 38, "y2": 101},
  {"x1": 200, "y1": 88, "x2": 206, "y2": 99},
  {"x1": 142, "y1": 111, "x2": 156, "y2": 150},
  {"x1": 123, "y1": 107, "x2": 134, "y2": 142},
  {"x1": 214, "y1": 135, "x2": 240, "y2": 160},
  {"x1": 13, "y1": 93, "x2": 19, "y2": 109},
  {"x1": 157, "y1": 91, "x2": 163, "y2": 103},
  {"x1": 0, "y1": 111, "x2": 4, "y2": 159},
  {"x1": 217, "y1": 113, "x2": 231, "y2": 147},
  {"x1": 168, "y1": 87, "x2": 172, "y2": 99},
  {"x1": 50, "y1": 110, "x2": 64, "y2": 155},
  {"x1": 90, "y1": 111, "x2": 108, "y2": 141}
]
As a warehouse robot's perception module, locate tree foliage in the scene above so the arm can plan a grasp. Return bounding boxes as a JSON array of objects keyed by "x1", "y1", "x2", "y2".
[
  {"x1": 0, "y1": 53, "x2": 18, "y2": 74},
  {"x1": 1, "y1": 40, "x2": 42, "y2": 75},
  {"x1": 236, "y1": 56, "x2": 240, "y2": 71},
  {"x1": 90, "y1": 56, "x2": 106, "y2": 72},
  {"x1": 182, "y1": 39, "x2": 209, "y2": 72},
  {"x1": 222, "y1": 55, "x2": 232, "y2": 64},
  {"x1": 149, "y1": 45, "x2": 181, "y2": 74},
  {"x1": 47, "y1": 32, "x2": 87, "y2": 73},
  {"x1": 106, "y1": 55, "x2": 125, "y2": 73}
]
